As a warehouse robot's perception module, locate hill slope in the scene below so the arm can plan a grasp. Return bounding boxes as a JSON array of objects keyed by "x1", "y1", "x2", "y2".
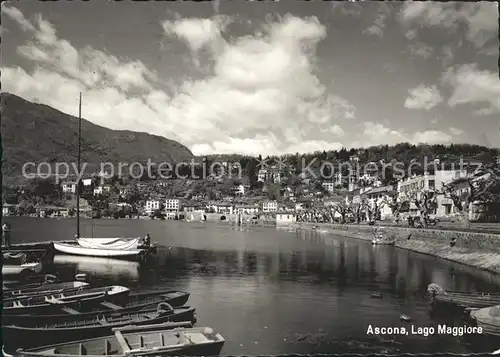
[{"x1": 0, "y1": 93, "x2": 194, "y2": 180}]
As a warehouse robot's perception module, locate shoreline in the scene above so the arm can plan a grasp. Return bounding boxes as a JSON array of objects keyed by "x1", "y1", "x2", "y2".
[{"x1": 290, "y1": 222, "x2": 500, "y2": 276}]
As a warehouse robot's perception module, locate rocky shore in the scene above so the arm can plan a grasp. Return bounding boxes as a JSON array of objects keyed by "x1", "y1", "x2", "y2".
[{"x1": 290, "y1": 222, "x2": 500, "y2": 275}]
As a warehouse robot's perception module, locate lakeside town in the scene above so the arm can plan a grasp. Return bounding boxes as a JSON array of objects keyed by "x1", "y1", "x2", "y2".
[{"x1": 4, "y1": 148, "x2": 500, "y2": 231}]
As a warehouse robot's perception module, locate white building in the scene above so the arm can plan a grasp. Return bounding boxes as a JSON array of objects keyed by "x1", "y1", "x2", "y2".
[
  {"x1": 93, "y1": 185, "x2": 111, "y2": 196},
  {"x1": 234, "y1": 204, "x2": 259, "y2": 215},
  {"x1": 258, "y1": 169, "x2": 267, "y2": 182},
  {"x1": 322, "y1": 181, "x2": 335, "y2": 193},
  {"x1": 276, "y1": 212, "x2": 297, "y2": 225},
  {"x1": 433, "y1": 169, "x2": 467, "y2": 217},
  {"x1": 62, "y1": 182, "x2": 77, "y2": 194},
  {"x1": 216, "y1": 204, "x2": 234, "y2": 215},
  {"x1": 262, "y1": 200, "x2": 278, "y2": 213},
  {"x1": 165, "y1": 198, "x2": 180, "y2": 212},
  {"x1": 233, "y1": 184, "x2": 245, "y2": 196},
  {"x1": 271, "y1": 170, "x2": 281, "y2": 183},
  {"x1": 145, "y1": 200, "x2": 161, "y2": 215},
  {"x1": 364, "y1": 185, "x2": 394, "y2": 220}
]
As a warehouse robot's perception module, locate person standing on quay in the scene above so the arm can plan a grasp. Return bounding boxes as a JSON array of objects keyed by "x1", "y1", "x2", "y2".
[{"x1": 2, "y1": 222, "x2": 11, "y2": 247}]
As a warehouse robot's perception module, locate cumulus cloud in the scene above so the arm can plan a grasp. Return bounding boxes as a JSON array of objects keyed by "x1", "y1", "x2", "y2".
[
  {"x1": 399, "y1": 2, "x2": 498, "y2": 49},
  {"x1": 450, "y1": 127, "x2": 464, "y2": 135},
  {"x1": 363, "y1": 3, "x2": 393, "y2": 38},
  {"x1": 441, "y1": 64, "x2": 500, "y2": 115},
  {"x1": 2, "y1": 6, "x2": 357, "y2": 156},
  {"x1": 353, "y1": 122, "x2": 453, "y2": 147},
  {"x1": 404, "y1": 84, "x2": 443, "y2": 110},
  {"x1": 161, "y1": 13, "x2": 356, "y2": 155},
  {"x1": 407, "y1": 42, "x2": 434, "y2": 60}
]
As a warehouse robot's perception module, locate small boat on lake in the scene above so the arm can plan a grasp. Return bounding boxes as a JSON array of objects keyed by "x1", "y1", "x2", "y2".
[
  {"x1": 16, "y1": 324, "x2": 225, "y2": 357},
  {"x1": 3, "y1": 248, "x2": 56, "y2": 278},
  {"x1": 4, "y1": 304, "x2": 196, "y2": 350},
  {"x1": 3, "y1": 285, "x2": 129, "y2": 315},
  {"x1": 468, "y1": 305, "x2": 500, "y2": 337},
  {"x1": 3, "y1": 281, "x2": 90, "y2": 301},
  {"x1": 3, "y1": 261, "x2": 43, "y2": 276},
  {"x1": 54, "y1": 241, "x2": 147, "y2": 259},
  {"x1": 4, "y1": 290, "x2": 191, "y2": 323},
  {"x1": 3, "y1": 274, "x2": 59, "y2": 290},
  {"x1": 427, "y1": 283, "x2": 500, "y2": 312}
]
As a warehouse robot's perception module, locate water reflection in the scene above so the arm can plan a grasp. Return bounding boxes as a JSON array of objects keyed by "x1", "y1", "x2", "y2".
[
  {"x1": 53, "y1": 255, "x2": 141, "y2": 283},
  {"x1": 6, "y1": 217, "x2": 500, "y2": 354}
]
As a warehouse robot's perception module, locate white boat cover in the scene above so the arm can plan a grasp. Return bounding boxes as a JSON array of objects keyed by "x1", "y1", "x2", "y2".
[
  {"x1": 77, "y1": 237, "x2": 142, "y2": 250},
  {"x1": 53, "y1": 242, "x2": 143, "y2": 258}
]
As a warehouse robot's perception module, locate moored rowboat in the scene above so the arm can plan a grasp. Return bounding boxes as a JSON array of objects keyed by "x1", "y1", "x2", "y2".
[
  {"x1": 16, "y1": 324, "x2": 225, "y2": 357},
  {"x1": 3, "y1": 305, "x2": 196, "y2": 350},
  {"x1": 3, "y1": 281, "x2": 90, "y2": 301},
  {"x1": 3, "y1": 290, "x2": 190, "y2": 324},
  {"x1": 427, "y1": 283, "x2": 500, "y2": 311},
  {"x1": 3, "y1": 274, "x2": 59, "y2": 290},
  {"x1": 3, "y1": 286, "x2": 130, "y2": 315},
  {"x1": 3, "y1": 262, "x2": 43, "y2": 277}
]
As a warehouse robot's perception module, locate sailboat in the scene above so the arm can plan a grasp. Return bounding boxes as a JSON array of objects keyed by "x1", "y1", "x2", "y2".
[{"x1": 53, "y1": 93, "x2": 154, "y2": 260}]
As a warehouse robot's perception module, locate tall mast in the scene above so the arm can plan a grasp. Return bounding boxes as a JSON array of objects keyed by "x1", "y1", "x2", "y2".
[{"x1": 76, "y1": 92, "x2": 82, "y2": 238}]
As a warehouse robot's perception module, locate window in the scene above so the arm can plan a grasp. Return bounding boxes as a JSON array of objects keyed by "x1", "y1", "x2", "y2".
[{"x1": 429, "y1": 180, "x2": 435, "y2": 189}]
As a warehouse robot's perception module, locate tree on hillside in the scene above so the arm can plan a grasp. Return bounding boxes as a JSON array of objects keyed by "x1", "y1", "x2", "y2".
[
  {"x1": 333, "y1": 201, "x2": 350, "y2": 223},
  {"x1": 382, "y1": 189, "x2": 406, "y2": 224},
  {"x1": 363, "y1": 197, "x2": 382, "y2": 222},
  {"x1": 352, "y1": 202, "x2": 364, "y2": 224},
  {"x1": 246, "y1": 158, "x2": 259, "y2": 188},
  {"x1": 442, "y1": 170, "x2": 500, "y2": 229},
  {"x1": 268, "y1": 183, "x2": 281, "y2": 201},
  {"x1": 404, "y1": 188, "x2": 438, "y2": 228}
]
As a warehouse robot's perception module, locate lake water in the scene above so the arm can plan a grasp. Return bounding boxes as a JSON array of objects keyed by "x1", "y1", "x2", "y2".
[{"x1": 4, "y1": 216, "x2": 500, "y2": 355}]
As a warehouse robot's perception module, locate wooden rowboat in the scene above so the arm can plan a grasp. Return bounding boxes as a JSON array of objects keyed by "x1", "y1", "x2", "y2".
[
  {"x1": 427, "y1": 283, "x2": 500, "y2": 312},
  {"x1": 3, "y1": 281, "x2": 90, "y2": 301},
  {"x1": 2, "y1": 262, "x2": 43, "y2": 276},
  {"x1": 3, "y1": 290, "x2": 190, "y2": 324},
  {"x1": 54, "y1": 242, "x2": 146, "y2": 259},
  {"x1": 3, "y1": 274, "x2": 59, "y2": 290},
  {"x1": 4, "y1": 304, "x2": 196, "y2": 350},
  {"x1": 469, "y1": 305, "x2": 500, "y2": 337},
  {"x1": 3, "y1": 286, "x2": 129, "y2": 315},
  {"x1": 16, "y1": 324, "x2": 225, "y2": 357}
]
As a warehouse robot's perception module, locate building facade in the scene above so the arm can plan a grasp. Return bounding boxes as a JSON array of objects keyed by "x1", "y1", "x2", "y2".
[{"x1": 262, "y1": 200, "x2": 278, "y2": 213}]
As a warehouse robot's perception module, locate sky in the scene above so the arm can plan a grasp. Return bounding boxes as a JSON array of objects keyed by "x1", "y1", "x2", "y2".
[{"x1": 1, "y1": 1, "x2": 499, "y2": 156}]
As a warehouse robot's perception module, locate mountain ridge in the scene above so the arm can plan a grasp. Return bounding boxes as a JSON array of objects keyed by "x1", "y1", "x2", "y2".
[{"x1": 0, "y1": 92, "x2": 194, "y2": 182}]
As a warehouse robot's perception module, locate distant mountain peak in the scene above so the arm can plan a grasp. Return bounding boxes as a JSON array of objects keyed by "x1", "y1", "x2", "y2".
[{"x1": 1, "y1": 92, "x2": 194, "y2": 182}]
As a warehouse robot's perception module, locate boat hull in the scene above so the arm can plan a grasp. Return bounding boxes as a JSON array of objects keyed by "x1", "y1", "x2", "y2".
[
  {"x1": 3, "y1": 281, "x2": 90, "y2": 301},
  {"x1": 54, "y1": 242, "x2": 146, "y2": 259},
  {"x1": 4, "y1": 307, "x2": 196, "y2": 351},
  {"x1": 3, "y1": 291, "x2": 190, "y2": 324},
  {"x1": 3, "y1": 286, "x2": 130, "y2": 315},
  {"x1": 16, "y1": 326, "x2": 225, "y2": 357},
  {"x1": 2, "y1": 262, "x2": 43, "y2": 276}
]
